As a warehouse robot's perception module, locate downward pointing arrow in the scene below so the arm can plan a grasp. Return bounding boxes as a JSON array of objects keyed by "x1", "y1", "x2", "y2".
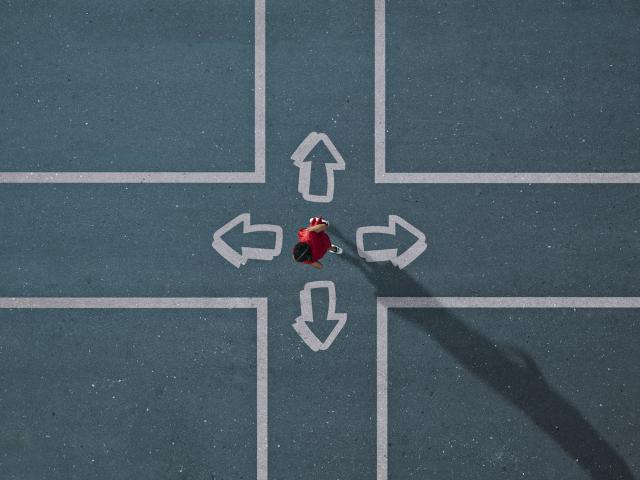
[
  {"x1": 212, "y1": 213, "x2": 283, "y2": 268},
  {"x1": 292, "y1": 132, "x2": 346, "y2": 203},
  {"x1": 356, "y1": 215, "x2": 428, "y2": 269},
  {"x1": 292, "y1": 281, "x2": 347, "y2": 352}
]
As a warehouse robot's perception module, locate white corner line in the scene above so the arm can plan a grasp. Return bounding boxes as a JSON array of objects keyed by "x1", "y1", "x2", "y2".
[
  {"x1": 0, "y1": 0, "x2": 265, "y2": 185},
  {"x1": 376, "y1": 295, "x2": 640, "y2": 480},
  {"x1": 373, "y1": 0, "x2": 640, "y2": 185},
  {"x1": 0, "y1": 296, "x2": 269, "y2": 480}
]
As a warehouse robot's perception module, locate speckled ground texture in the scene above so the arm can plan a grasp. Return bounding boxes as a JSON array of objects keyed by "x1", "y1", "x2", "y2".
[{"x1": 0, "y1": 1, "x2": 639, "y2": 479}]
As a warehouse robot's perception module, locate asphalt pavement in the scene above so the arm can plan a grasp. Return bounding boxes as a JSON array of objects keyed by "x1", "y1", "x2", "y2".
[{"x1": 0, "y1": 1, "x2": 638, "y2": 479}]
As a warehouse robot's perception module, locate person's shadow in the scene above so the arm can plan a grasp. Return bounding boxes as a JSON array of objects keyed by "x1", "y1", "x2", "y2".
[{"x1": 331, "y1": 227, "x2": 635, "y2": 480}]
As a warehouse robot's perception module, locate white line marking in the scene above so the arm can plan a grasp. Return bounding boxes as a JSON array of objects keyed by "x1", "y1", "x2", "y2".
[
  {"x1": 374, "y1": 0, "x2": 386, "y2": 184},
  {"x1": 212, "y1": 213, "x2": 283, "y2": 268},
  {"x1": 376, "y1": 296, "x2": 640, "y2": 479},
  {"x1": 256, "y1": 298, "x2": 268, "y2": 480},
  {"x1": 0, "y1": 172, "x2": 265, "y2": 183},
  {"x1": 356, "y1": 215, "x2": 427, "y2": 269},
  {"x1": 377, "y1": 172, "x2": 640, "y2": 184},
  {"x1": 0, "y1": 0, "x2": 266, "y2": 184},
  {"x1": 0, "y1": 296, "x2": 268, "y2": 480},
  {"x1": 0, "y1": 297, "x2": 267, "y2": 309},
  {"x1": 373, "y1": 0, "x2": 640, "y2": 184},
  {"x1": 292, "y1": 281, "x2": 347, "y2": 351},
  {"x1": 378, "y1": 297, "x2": 640, "y2": 308},
  {"x1": 376, "y1": 300, "x2": 388, "y2": 480},
  {"x1": 254, "y1": 0, "x2": 266, "y2": 182},
  {"x1": 291, "y1": 132, "x2": 346, "y2": 203}
]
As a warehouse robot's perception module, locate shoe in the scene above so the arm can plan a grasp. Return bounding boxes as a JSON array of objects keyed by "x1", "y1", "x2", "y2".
[{"x1": 330, "y1": 245, "x2": 343, "y2": 254}]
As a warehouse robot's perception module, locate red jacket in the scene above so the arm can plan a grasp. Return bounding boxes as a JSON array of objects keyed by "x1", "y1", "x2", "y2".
[{"x1": 297, "y1": 227, "x2": 331, "y2": 263}]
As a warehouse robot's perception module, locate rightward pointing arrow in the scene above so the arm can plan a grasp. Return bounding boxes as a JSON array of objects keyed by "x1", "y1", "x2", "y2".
[
  {"x1": 212, "y1": 213, "x2": 283, "y2": 268},
  {"x1": 292, "y1": 281, "x2": 347, "y2": 352},
  {"x1": 356, "y1": 215, "x2": 427, "y2": 269},
  {"x1": 291, "y1": 132, "x2": 346, "y2": 203}
]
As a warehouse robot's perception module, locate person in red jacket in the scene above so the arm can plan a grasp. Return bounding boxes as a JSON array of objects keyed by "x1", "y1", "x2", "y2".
[{"x1": 292, "y1": 216, "x2": 343, "y2": 269}]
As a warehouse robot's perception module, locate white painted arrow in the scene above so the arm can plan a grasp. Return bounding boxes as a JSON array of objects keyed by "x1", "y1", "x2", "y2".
[
  {"x1": 291, "y1": 132, "x2": 346, "y2": 203},
  {"x1": 212, "y1": 213, "x2": 283, "y2": 268},
  {"x1": 356, "y1": 215, "x2": 427, "y2": 269},
  {"x1": 292, "y1": 281, "x2": 347, "y2": 352}
]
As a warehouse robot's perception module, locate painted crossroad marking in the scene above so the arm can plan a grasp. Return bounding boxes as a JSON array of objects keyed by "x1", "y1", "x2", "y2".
[
  {"x1": 375, "y1": 296, "x2": 640, "y2": 480},
  {"x1": 0, "y1": 297, "x2": 269, "y2": 480},
  {"x1": 0, "y1": 0, "x2": 266, "y2": 184},
  {"x1": 373, "y1": 0, "x2": 640, "y2": 184}
]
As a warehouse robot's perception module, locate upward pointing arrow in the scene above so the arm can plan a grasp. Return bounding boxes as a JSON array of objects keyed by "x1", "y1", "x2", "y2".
[
  {"x1": 292, "y1": 281, "x2": 347, "y2": 352},
  {"x1": 356, "y1": 215, "x2": 428, "y2": 269},
  {"x1": 212, "y1": 213, "x2": 283, "y2": 268},
  {"x1": 291, "y1": 132, "x2": 346, "y2": 203}
]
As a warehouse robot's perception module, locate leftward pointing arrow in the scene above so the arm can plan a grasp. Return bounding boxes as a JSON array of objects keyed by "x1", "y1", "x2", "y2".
[
  {"x1": 292, "y1": 281, "x2": 347, "y2": 352},
  {"x1": 212, "y1": 213, "x2": 283, "y2": 268},
  {"x1": 292, "y1": 132, "x2": 346, "y2": 203},
  {"x1": 356, "y1": 215, "x2": 428, "y2": 269}
]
